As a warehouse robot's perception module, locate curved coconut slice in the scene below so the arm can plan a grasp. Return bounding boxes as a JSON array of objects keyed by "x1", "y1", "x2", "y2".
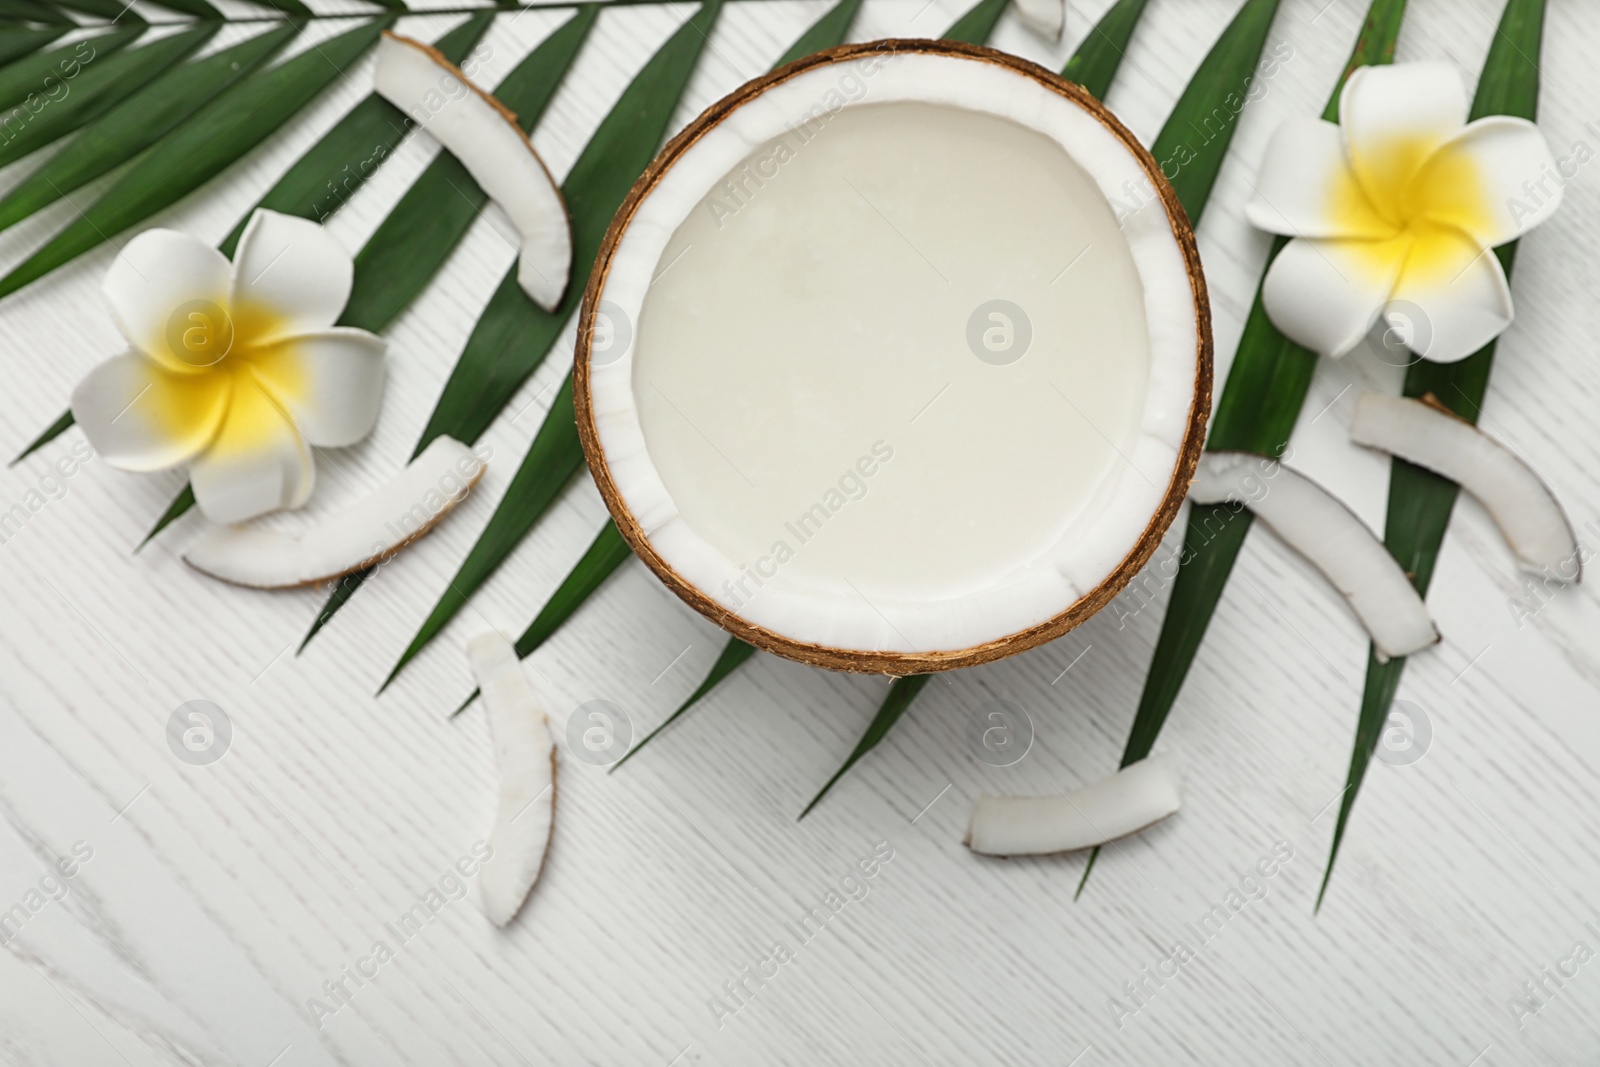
[
  {"x1": 966, "y1": 754, "x2": 1184, "y2": 856},
  {"x1": 1190, "y1": 451, "x2": 1438, "y2": 660},
  {"x1": 183, "y1": 437, "x2": 485, "y2": 588},
  {"x1": 373, "y1": 32, "x2": 571, "y2": 312},
  {"x1": 575, "y1": 41, "x2": 1210, "y2": 675},
  {"x1": 468, "y1": 631, "x2": 556, "y2": 927},
  {"x1": 1013, "y1": 0, "x2": 1064, "y2": 39},
  {"x1": 1350, "y1": 392, "x2": 1579, "y2": 579}
]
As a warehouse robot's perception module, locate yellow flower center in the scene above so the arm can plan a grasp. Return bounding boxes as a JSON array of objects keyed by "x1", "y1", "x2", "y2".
[
  {"x1": 1333, "y1": 131, "x2": 1494, "y2": 287},
  {"x1": 147, "y1": 298, "x2": 309, "y2": 456}
]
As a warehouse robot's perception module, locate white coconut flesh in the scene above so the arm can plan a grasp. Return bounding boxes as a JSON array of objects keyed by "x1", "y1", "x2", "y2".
[
  {"x1": 182, "y1": 437, "x2": 486, "y2": 588},
  {"x1": 373, "y1": 32, "x2": 571, "y2": 312},
  {"x1": 1012, "y1": 0, "x2": 1065, "y2": 40},
  {"x1": 1350, "y1": 393, "x2": 1579, "y2": 579},
  {"x1": 966, "y1": 754, "x2": 1185, "y2": 856},
  {"x1": 467, "y1": 631, "x2": 556, "y2": 927},
  {"x1": 587, "y1": 52, "x2": 1201, "y2": 658},
  {"x1": 1189, "y1": 451, "x2": 1438, "y2": 660}
]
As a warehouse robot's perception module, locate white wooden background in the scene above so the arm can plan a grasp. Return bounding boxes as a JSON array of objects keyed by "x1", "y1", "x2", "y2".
[{"x1": 2, "y1": 0, "x2": 1599, "y2": 1063}]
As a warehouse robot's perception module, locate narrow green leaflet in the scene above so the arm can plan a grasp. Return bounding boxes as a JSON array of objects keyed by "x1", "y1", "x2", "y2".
[
  {"x1": 1080, "y1": 0, "x2": 1406, "y2": 900},
  {"x1": 611, "y1": 637, "x2": 756, "y2": 768},
  {"x1": 0, "y1": 26, "x2": 68, "y2": 69},
  {"x1": 0, "y1": 0, "x2": 73, "y2": 24},
  {"x1": 1061, "y1": 0, "x2": 1148, "y2": 100},
  {"x1": 0, "y1": 24, "x2": 140, "y2": 114},
  {"x1": 0, "y1": 23, "x2": 297, "y2": 234},
  {"x1": 770, "y1": 0, "x2": 860, "y2": 67},
  {"x1": 1319, "y1": 0, "x2": 1543, "y2": 909},
  {"x1": 800, "y1": 676, "x2": 931, "y2": 818},
  {"x1": 0, "y1": 25, "x2": 216, "y2": 172},
  {"x1": 221, "y1": 8, "x2": 502, "y2": 257},
  {"x1": 375, "y1": 0, "x2": 729, "y2": 688},
  {"x1": 941, "y1": 0, "x2": 1007, "y2": 47},
  {"x1": 0, "y1": 17, "x2": 389, "y2": 299},
  {"x1": 137, "y1": 483, "x2": 194, "y2": 550}
]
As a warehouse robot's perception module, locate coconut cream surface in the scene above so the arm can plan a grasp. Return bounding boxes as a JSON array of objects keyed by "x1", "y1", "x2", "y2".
[
  {"x1": 631, "y1": 101, "x2": 1148, "y2": 602},
  {"x1": 581, "y1": 47, "x2": 1204, "y2": 661}
]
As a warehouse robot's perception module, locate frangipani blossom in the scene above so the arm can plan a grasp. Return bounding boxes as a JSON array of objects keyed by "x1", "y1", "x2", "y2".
[
  {"x1": 72, "y1": 210, "x2": 386, "y2": 524},
  {"x1": 1246, "y1": 62, "x2": 1564, "y2": 363}
]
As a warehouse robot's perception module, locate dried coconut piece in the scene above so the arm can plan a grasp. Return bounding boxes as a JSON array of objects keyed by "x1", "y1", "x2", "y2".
[
  {"x1": 1189, "y1": 451, "x2": 1438, "y2": 660},
  {"x1": 182, "y1": 437, "x2": 485, "y2": 588},
  {"x1": 373, "y1": 31, "x2": 572, "y2": 312},
  {"x1": 1350, "y1": 392, "x2": 1580, "y2": 580},
  {"x1": 467, "y1": 631, "x2": 556, "y2": 927},
  {"x1": 965, "y1": 754, "x2": 1184, "y2": 856},
  {"x1": 1013, "y1": 0, "x2": 1064, "y2": 39}
]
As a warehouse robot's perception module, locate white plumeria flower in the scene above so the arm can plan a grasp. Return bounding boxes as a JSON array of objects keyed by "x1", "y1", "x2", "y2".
[
  {"x1": 1246, "y1": 62, "x2": 1564, "y2": 363},
  {"x1": 72, "y1": 210, "x2": 386, "y2": 524}
]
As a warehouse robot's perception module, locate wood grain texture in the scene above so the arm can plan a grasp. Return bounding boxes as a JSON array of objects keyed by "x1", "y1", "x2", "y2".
[{"x1": 2, "y1": 0, "x2": 1600, "y2": 1063}]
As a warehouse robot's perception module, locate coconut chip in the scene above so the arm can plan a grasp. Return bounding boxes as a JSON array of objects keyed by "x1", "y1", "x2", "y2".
[
  {"x1": 373, "y1": 32, "x2": 572, "y2": 312},
  {"x1": 966, "y1": 754, "x2": 1184, "y2": 856},
  {"x1": 1350, "y1": 392, "x2": 1580, "y2": 580},
  {"x1": 467, "y1": 631, "x2": 556, "y2": 927},
  {"x1": 1189, "y1": 451, "x2": 1438, "y2": 660},
  {"x1": 183, "y1": 437, "x2": 485, "y2": 588},
  {"x1": 1013, "y1": 0, "x2": 1065, "y2": 39}
]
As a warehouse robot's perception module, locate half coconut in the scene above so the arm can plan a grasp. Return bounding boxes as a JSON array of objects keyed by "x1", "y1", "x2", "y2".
[{"x1": 575, "y1": 40, "x2": 1211, "y2": 673}]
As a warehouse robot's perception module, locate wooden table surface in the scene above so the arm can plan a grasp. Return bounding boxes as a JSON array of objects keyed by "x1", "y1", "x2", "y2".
[{"x1": 3, "y1": 0, "x2": 1599, "y2": 1063}]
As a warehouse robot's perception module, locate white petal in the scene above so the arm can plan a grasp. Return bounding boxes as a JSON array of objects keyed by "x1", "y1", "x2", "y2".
[
  {"x1": 467, "y1": 631, "x2": 555, "y2": 927},
  {"x1": 1417, "y1": 116, "x2": 1563, "y2": 247},
  {"x1": 1389, "y1": 223, "x2": 1513, "y2": 363},
  {"x1": 1260, "y1": 235, "x2": 1407, "y2": 358},
  {"x1": 103, "y1": 229, "x2": 232, "y2": 373},
  {"x1": 249, "y1": 328, "x2": 387, "y2": 447},
  {"x1": 71, "y1": 354, "x2": 229, "y2": 472},
  {"x1": 189, "y1": 375, "x2": 315, "y2": 523},
  {"x1": 1012, "y1": 0, "x2": 1063, "y2": 39},
  {"x1": 1340, "y1": 62, "x2": 1468, "y2": 213},
  {"x1": 1245, "y1": 118, "x2": 1392, "y2": 239},
  {"x1": 229, "y1": 209, "x2": 354, "y2": 343}
]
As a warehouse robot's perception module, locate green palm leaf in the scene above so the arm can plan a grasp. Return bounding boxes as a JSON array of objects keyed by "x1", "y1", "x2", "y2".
[
  {"x1": 1079, "y1": 0, "x2": 1406, "y2": 900},
  {"x1": 0, "y1": 0, "x2": 74, "y2": 25},
  {"x1": 0, "y1": 24, "x2": 216, "y2": 172},
  {"x1": 0, "y1": 23, "x2": 297, "y2": 234},
  {"x1": 370, "y1": 0, "x2": 730, "y2": 687},
  {"x1": 1319, "y1": 0, "x2": 1543, "y2": 910},
  {"x1": 0, "y1": 16, "x2": 390, "y2": 300},
  {"x1": 1061, "y1": 0, "x2": 1147, "y2": 99},
  {"x1": 0, "y1": 23, "x2": 140, "y2": 114}
]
